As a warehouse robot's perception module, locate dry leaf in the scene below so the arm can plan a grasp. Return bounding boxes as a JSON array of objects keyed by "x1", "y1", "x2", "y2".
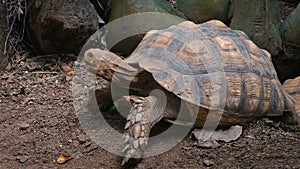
[
  {"x1": 61, "y1": 65, "x2": 73, "y2": 73},
  {"x1": 56, "y1": 154, "x2": 71, "y2": 164}
]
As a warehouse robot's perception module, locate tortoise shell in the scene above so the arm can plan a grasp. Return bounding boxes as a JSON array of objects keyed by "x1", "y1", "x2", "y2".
[
  {"x1": 283, "y1": 76, "x2": 300, "y2": 112},
  {"x1": 126, "y1": 20, "x2": 295, "y2": 117}
]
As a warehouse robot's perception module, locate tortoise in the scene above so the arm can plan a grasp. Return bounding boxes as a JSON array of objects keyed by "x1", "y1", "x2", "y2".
[
  {"x1": 83, "y1": 20, "x2": 299, "y2": 165},
  {"x1": 283, "y1": 76, "x2": 300, "y2": 118}
]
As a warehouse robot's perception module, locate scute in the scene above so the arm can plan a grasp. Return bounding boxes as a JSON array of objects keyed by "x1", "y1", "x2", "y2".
[{"x1": 126, "y1": 20, "x2": 295, "y2": 116}]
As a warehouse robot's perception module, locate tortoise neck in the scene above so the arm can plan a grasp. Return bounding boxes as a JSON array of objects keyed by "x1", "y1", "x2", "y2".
[{"x1": 104, "y1": 61, "x2": 141, "y2": 88}]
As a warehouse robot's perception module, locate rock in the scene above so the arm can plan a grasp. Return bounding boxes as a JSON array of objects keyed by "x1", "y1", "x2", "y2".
[
  {"x1": 203, "y1": 159, "x2": 215, "y2": 167},
  {"x1": 77, "y1": 134, "x2": 86, "y2": 144},
  {"x1": 19, "y1": 156, "x2": 28, "y2": 163},
  {"x1": 272, "y1": 42, "x2": 300, "y2": 82},
  {"x1": 176, "y1": 0, "x2": 231, "y2": 23},
  {"x1": 282, "y1": 3, "x2": 300, "y2": 45},
  {"x1": 269, "y1": 1, "x2": 300, "y2": 82},
  {"x1": 0, "y1": 2, "x2": 8, "y2": 70},
  {"x1": 107, "y1": 0, "x2": 186, "y2": 56},
  {"x1": 19, "y1": 122, "x2": 30, "y2": 130},
  {"x1": 198, "y1": 140, "x2": 220, "y2": 149},
  {"x1": 230, "y1": 0, "x2": 282, "y2": 56},
  {"x1": 193, "y1": 125, "x2": 243, "y2": 143},
  {"x1": 61, "y1": 65, "x2": 73, "y2": 73},
  {"x1": 109, "y1": 0, "x2": 185, "y2": 22},
  {"x1": 275, "y1": 4, "x2": 300, "y2": 81},
  {"x1": 28, "y1": 0, "x2": 99, "y2": 55}
]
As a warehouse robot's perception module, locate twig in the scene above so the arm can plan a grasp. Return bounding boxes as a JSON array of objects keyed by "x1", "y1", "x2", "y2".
[
  {"x1": 3, "y1": 0, "x2": 27, "y2": 57},
  {"x1": 45, "y1": 74, "x2": 64, "y2": 80},
  {"x1": 30, "y1": 71, "x2": 60, "y2": 74},
  {"x1": 0, "y1": 94, "x2": 5, "y2": 98}
]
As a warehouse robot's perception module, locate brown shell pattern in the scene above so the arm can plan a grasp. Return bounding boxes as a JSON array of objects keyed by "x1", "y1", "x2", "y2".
[
  {"x1": 126, "y1": 20, "x2": 295, "y2": 117},
  {"x1": 283, "y1": 77, "x2": 300, "y2": 112}
]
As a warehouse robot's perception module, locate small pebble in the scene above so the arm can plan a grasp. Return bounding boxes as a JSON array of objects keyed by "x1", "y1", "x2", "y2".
[
  {"x1": 84, "y1": 142, "x2": 91, "y2": 148},
  {"x1": 245, "y1": 135, "x2": 255, "y2": 139},
  {"x1": 61, "y1": 65, "x2": 73, "y2": 73},
  {"x1": 203, "y1": 159, "x2": 215, "y2": 167},
  {"x1": 19, "y1": 156, "x2": 28, "y2": 163},
  {"x1": 182, "y1": 146, "x2": 192, "y2": 150},
  {"x1": 19, "y1": 123, "x2": 30, "y2": 130},
  {"x1": 264, "y1": 118, "x2": 274, "y2": 124},
  {"x1": 77, "y1": 134, "x2": 86, "y2": 144}
]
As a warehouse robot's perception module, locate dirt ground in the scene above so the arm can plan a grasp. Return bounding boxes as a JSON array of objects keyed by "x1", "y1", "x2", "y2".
[{"x1": 0, "y1": 56, "x2": 299, "y2": 169}]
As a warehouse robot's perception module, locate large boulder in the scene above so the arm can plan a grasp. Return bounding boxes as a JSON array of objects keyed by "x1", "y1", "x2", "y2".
[
  {"x1": 272, "y1": 1, "x2": 300, "y2": 82},
  {"x1": 282, "y1": 3, "x2": 300, "y2": 45},
  {"x1": 28, "y1": 0, "x2": 99, "y2": 55},
  {"x1": 230, "y1": 0, "x2": 282, "y2": 56},
  {"x1": 107, "y1": 0, "x2": 186, "y2": 56},
  {"x1": 272, "y1": 46, "x2": 300, "y2": 82},
  {"x1": 109, "y1": 0, "x2": 184, "y2": 21},
  {"x1": 176, "y1": 0, "x2": 231, "y2": 23}
]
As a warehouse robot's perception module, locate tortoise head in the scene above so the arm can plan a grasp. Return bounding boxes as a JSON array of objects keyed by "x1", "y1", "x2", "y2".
[{"x1": 84, "y1": 48, "x2": 139, "y2": 83}]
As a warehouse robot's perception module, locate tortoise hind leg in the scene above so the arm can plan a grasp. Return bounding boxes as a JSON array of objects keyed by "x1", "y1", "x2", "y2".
[
  {"x1": 271, "y1": 110, "x2": 300, "y2": 125},
  {"x1": 121, "y1": 92, "x2": 167, "y2": 165}
]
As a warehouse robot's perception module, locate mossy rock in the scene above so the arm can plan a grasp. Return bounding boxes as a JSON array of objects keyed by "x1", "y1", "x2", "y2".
[
  {"x1": 176, "y1": 0, "x2": 231, "y2": 23},
  {"x1": 107, "y1": 0, "x2": 186, "y2": 56},
  {"x1": 283, "y1": 3, "x2": 300, "y2": 45},
  {"x1": 230, "y1": 0, "x2": 282, "y2": 55},
  {"x1": 109, "y1": 0, "x2": 185, "y2": 21}
]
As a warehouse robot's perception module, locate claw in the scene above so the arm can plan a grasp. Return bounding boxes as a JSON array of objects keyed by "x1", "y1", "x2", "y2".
[
  {"x1": 124, "y1": 133, "x2": 130, "y2": 143},
  {"x1": 137, "y1": 106, "x2": 143, "y2": 113},
  {"x1": 131, "y1": 116, "x2": 136, "y2": 124},
  {"x1": 124, "y1": 121, "x2": 131, "y2": 129},
  {"x1": 122, "y1": 144, "x2": 131, "y2": 153},
  {"x1": 127, "y1": 113, "x2": 132, "y2": 120},
  {"x1": 135, "y1": 99, "x2": 143, "y2": 104},
  {"x1": 121, "y1": 157, "x2": 130, "y2": 166}
]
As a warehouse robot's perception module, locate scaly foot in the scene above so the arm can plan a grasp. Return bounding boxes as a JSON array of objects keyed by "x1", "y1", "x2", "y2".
[{"x1": 121, "y1": 97, "x2": 151, "y2": 165}]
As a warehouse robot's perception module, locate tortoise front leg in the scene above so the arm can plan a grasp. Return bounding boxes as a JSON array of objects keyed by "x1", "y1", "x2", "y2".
[{"x1": 121, "y1": 91, "x2": 167, "y2": 165}]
